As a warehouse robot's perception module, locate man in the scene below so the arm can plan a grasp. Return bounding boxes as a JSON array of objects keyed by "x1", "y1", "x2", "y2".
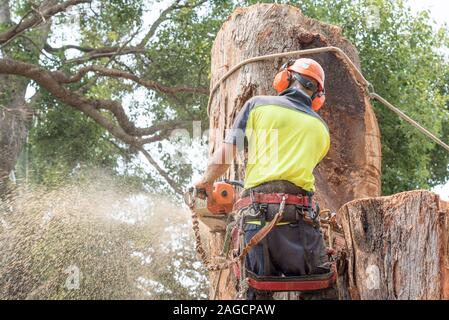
[{"x1": 195, "y1": 58, "x2": 334, "y2": 300}]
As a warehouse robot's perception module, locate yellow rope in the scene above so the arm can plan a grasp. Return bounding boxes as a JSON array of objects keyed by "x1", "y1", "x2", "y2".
[{"x1": 207, "y1": 46, "x2": 449, "y2": 153}]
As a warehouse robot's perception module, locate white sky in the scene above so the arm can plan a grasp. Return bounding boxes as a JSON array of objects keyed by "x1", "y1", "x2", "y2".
[{"x1": 408, "y1": 0, "x2": 448, "y2": 26}]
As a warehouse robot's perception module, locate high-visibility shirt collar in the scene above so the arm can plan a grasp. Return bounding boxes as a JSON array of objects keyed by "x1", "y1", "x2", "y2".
[{"x1": 279, "y1": 87, "x2": 312, "y2": 108}]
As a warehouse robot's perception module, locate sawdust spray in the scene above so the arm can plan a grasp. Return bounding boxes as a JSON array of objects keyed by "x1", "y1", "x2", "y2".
[{"x1": 0, "y1": 170, "x2": 209, "y2": 300}]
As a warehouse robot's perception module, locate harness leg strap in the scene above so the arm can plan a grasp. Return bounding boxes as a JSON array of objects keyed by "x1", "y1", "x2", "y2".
[
  {"x1": 295, "y1": 204, "x2": 314, "y2": 275},
  {"x1": 259, "y1": 204, "x2": 271, "y2": 277}
]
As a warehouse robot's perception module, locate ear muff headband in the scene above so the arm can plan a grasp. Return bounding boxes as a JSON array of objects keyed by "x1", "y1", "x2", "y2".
[
  {"x1": 292, "y1": 73, "x2": 318, "y2": 93},
  {"x1": 273, "y1": 61, "x2": 326, "y2": 111}
]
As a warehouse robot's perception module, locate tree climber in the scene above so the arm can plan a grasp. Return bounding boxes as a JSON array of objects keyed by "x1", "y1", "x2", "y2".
[{"x1": 195, "y1": 58, "x2": 335, "y2": 299}]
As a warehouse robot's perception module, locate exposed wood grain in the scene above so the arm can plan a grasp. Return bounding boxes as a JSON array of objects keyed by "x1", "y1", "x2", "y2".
[{"x1": 339, "y1": 190, "x2": 449, "y2": 300}]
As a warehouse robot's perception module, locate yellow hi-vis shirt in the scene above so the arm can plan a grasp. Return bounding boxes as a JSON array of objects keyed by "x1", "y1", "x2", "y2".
[{"x1": 224, "y1": 88, "x2": 330, "y2": 192}]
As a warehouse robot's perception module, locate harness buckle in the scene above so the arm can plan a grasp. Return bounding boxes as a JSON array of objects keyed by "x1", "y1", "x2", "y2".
[
  {"x1": 249, "y1": 190, "x2": 260, "y2": 213},
  {"x1": 259, "y1": 203, "x2": 268, "y2": 213}
]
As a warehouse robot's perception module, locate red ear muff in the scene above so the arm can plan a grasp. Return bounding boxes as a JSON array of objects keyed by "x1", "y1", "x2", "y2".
[
  {"x1": 311, "y1": 90, "x2": 325, "y2": 111},
  {"x1": 272, "y1": 69, "x2": 291, "y2": 93}
]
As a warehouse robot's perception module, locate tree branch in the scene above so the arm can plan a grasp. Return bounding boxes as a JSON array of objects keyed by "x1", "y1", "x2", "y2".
[
  {"x1": 139, "y1": 147, "x2": 183, "y2": 195},
  {"x1": 44, "y1": 42, "x2": 146, "y2": 65},
  {"x1": 76, "y1": 27, "x2": 143, "y2": 94},
  {"x1": 138, "y1": 0, "x2": 208, "y2": 48},
  {"x1": 65, "y1": 46, "x2": 145, "y2": 64},
  {"x1": 0, "y1": 57, "x2": 189, "y2": 194},
  {"x1": 44, "y1": 43, "x2": 110, "y2": 53},
  {"x1": 0, "y1": 0, "x2": 90, "y2": 46},
  {"x1": 55, "y1": 65, "x2": 209, "y2": 95},
  {"x1": 41, "y1": 0, "x2": 185, "y2": 62},
  {"x1": 138, "y1": 0, "x2": 181, "y2": 48},
  {"x1": 1, "y1": 58, "x2": 179, "y2": 138}
]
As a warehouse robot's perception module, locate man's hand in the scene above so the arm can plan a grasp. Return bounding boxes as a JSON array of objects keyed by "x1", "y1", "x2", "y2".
[{"x1": 193, "y1": 178, "x2": 212, "y2": 199}]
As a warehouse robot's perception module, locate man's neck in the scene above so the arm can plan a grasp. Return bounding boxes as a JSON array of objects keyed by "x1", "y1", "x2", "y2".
[{"x1": 292, "y1": 84, "x2": 313, "y2": 98}]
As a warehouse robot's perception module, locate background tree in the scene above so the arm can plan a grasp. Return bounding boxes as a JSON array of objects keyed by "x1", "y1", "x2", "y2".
[
  {"x1": 0, "y1": 0, "x2": 234, "y2": 196},
  {"x1": 1, "y1": 0, "x2": 448, "y2": 197}
]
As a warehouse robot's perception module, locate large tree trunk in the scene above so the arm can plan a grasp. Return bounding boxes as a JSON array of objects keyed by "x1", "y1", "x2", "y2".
[
  {"x1": 0, "y1": 0, "x2": 50, "y2": 192},
  {"x1": 0, "y1": 77, "x2": 29, "y2": 185},
  {"x1": 338, "y1": 190, "x2": 449, "y2": 300},
  {"x1": 207, "y1": 4, "x2": 381, "y2": 299}
]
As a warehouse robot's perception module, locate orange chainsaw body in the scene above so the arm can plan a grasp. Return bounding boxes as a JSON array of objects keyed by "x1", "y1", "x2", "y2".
[
  {"x1": 209, "y1": 181, "x2": 235, "y2": 214},
  {"x1": 195, "y1": 181, "x2": 236, "y2": 215}
]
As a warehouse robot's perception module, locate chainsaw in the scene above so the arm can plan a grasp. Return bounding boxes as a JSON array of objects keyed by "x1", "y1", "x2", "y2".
[{"x1": 184, "y1": 180, "x2": 243, "y2": 230}]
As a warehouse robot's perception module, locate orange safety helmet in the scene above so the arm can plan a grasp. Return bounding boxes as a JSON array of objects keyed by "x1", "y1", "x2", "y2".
[{"x1": 272, "y1": 58, "x2": 326, "y2": 111}]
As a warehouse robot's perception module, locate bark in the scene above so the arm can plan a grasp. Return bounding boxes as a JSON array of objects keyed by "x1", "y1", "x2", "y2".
[
  {"x1": 0, "y1": 81, "x2": 29, "y2": 183},
  {"x1": 0, "y1": 0, "x2": 26, "y2": 187},
  {"x1": 207, "y1": 4, "x2": 381, "y2": 299},
  {"x1": 338, "y1": 190, "x2": 449, "y2": 300},
  {"x1": 0, "y1": 0, "x2": 51, "y2": 189}
]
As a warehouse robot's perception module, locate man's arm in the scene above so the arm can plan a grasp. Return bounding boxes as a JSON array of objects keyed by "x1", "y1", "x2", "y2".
[
  {"x1": 195, "y1": 143, "x2": 237, "y2": 188},
  {"x1": 194, "y1": 98, "x2": 253, "y2": 191}
]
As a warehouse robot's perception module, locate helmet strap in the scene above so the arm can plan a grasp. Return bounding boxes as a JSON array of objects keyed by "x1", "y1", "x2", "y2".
[{"x1": 292, "y1": 73, "x2": 318, "y2": 93}]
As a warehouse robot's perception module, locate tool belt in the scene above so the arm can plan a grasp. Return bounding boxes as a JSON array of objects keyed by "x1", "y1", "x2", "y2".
[
  {"x1": 234, "y1": 193, "x2": 316, "y2": 211},
  {"x1": 235, "y1": 193, "x2": 320, "y2": 226}
]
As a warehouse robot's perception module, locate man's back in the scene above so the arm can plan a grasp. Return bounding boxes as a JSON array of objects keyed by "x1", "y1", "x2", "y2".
[{"x1": 225, "y1": 88, "x2": 330, "y2": 191}]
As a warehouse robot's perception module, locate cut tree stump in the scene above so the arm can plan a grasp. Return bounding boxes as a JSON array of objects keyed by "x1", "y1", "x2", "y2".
[
  {"x1": 338, "y1": 190, "x2": 449, "y2": 300},
  {"x1": 207, "y1": 3, "x2": 381, "y2": 300}
]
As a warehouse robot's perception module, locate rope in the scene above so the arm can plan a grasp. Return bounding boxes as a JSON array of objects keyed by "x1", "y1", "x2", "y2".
[
  {"x1": 207, "y1": 46, "x2": 449, "y2": 153},
  {"x1": 207, "y1": 46, "x2": 368, "y2": 114},
  {"x1": 184, "y1": 190, "x2": 287, "y2": 273},
  {"x1": 370, "y1": 93, "x2": 449, "y2": 152}
]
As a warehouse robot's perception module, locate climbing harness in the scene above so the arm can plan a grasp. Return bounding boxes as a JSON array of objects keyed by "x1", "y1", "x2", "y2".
[{"x1": 184, "y1": 182, "x2": 342, "y2": 300}]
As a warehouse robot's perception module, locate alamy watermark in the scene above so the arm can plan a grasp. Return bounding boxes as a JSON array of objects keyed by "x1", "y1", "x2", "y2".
[
  {"x1": 65, "y1": 265, "x2": 81, "y2": 290},
  {"x1": 365, "y1": 5, "x2": 381, "y2": 30},
  {"x1": 168, "y1": 121, "x2": 280, "y2": 166},
  {"x1": 365, "y1": 264, "x2": 380, "y2": 290}
]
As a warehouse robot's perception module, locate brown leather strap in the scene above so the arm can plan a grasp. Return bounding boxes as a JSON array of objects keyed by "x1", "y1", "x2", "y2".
[
  {"x1": 246, "y1": 269, "x2": 337, "y2": 292},
  {"x1": 238, "y1": 207, "x2": 284, "y2": 263}
]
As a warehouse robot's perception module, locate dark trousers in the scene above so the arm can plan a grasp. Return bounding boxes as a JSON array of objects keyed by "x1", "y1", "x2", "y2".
[{"x1": 241, "y1": 181, "x2": 336, "y2": 300}]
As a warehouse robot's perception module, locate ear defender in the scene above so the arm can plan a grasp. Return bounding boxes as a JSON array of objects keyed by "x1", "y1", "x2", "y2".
[
  {"x1": 273, "y1": 58, "x2": 326, "y2": 111},
  {"x1": 272, "y1": 59, "x2": 295, "y2": 93},
  {"x1": 311, "y1": 90, "x2": 326, "y2": 111},
  {"x1": 272, "y1": 69, "x2": 291, "y2": 93}
]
